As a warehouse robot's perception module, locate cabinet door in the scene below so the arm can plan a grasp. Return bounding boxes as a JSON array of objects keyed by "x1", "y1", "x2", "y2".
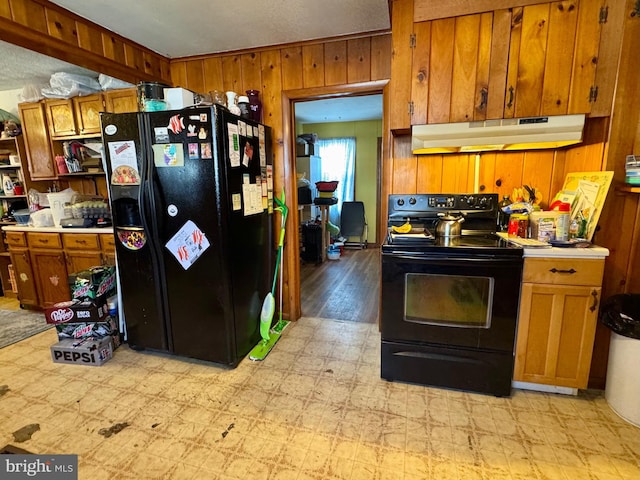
[
  {"x1": 18, "y1": 102, "x2": 57, "y2": 179},
  {"x1": 66, "y1": 251, "x2": 104, "y2": 275},
  {"x1": 104, "y1": 88, "x2": 139, "y2": 113},
  {"x1": 10, "y1": 248, "x2": 39, "y2": 307},
  {"x1": 30, "y1": 249, "x2": 70, "y2": 307},
  {"x1": 100, "y1": 234, "x2": 116, "y2": 266},
  {"x1": 74, "y1": 94, "x2": 104, "y2": 135},
  {"x1": 45, "y1": 99, "x2": 76, "y2": 137},
  {"x1": 514, "y1": 283, "x2": 601, "y2": 389}
]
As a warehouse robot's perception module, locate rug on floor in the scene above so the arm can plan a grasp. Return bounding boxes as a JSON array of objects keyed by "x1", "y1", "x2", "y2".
[{"x1": 0, "y1": 308, "x2": 52, "y2": 349}]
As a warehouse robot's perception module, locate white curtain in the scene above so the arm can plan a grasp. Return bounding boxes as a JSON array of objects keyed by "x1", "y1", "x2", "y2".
[{"x1": 316, "y1": 137, "x2": 356, "y2": 226}]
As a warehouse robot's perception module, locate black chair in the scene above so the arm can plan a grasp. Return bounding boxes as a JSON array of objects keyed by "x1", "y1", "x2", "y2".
[{"x1": 340, "y1": 201, "x2": 368, "y2": 249}]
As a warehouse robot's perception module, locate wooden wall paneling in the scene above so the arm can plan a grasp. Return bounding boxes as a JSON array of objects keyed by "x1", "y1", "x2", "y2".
[
  {"x1": 221, "y1": 55, "x2": 242, "y2": 93},
  {"x1": 439, "y1": 154, "x2": 472, "y2": 192},
  {"x1": 410, "y1": 21, "x2": 431, "y2": 126},
  {"x1": 478, "y1": 152, "x2": 498, "y2": 194},
  {"x1": 102, "y1": 32, "x2": 127, "y2": 64},
  {"x1": 347, "y1": 38, "x2": 372, "y2": 84},
  {"x1": 324, "y1": 40, "x2": 347, "y2": 86},
  {"x1": 143, "y1": 52, "x2": 164, "y2": 79},
  {"x1": 522, "y1": 150, "x2": 554, "y2": 207},
  {"x1": 549, "y1": 149, "x2": 568, "y2": 202},
  {"x1": 487, "y1": 9, "x2": 511, "y2": 120},
  {"x1": 124, "y1": 44, "x2": 145, "y2": 73},
  {"x1": 541, "y1": 0, "x2": 579, "y2": 116},
  {"x1": 44, "y1": 7, "x2": 77, "y2": 45},
  {"x1": 391, "y1": 135, "x2": 417, "y2": 193},
  {"x1": 389, "y1": 0, "x2": 413, "y2": 131},
  {"x1": 626, "y1": 197, "x2": 640, "y2": 293},
  {"x1": 301, "y1": 44, "x2": 325, "y2": 89},
  {"x1": 241, "y1": 52, "x2": 262, "y2": 94},
  {"x1": 473, "y1": 13, "x2": 493, "y2": 121},
  {"x1": 170, "y1": 62, "x2": 187, "y2": 90},
  {"x1": 414, "y1": 0, "x2": 551, "y2": 22},
  {"x1": 281, "y1": 47, "x2": 304, "y2": 91},
  {"x1": 184, "y1": 59, "x2": 205, "y2": 93},
  {"x1": 259, "y1": 50, "x2": 283, "y2": 144},
  {"x1": 495, "y1": 152, "x2": 525, "y2": 197},
  {"x1": 75, "y1": 22, "x2": 103, "y2": 55},
  {"x1": 591, "y1": 0, "x2": 626, "y2": 117},
  {"x1": 450, "y1": 14, "x2": 481, "y2": 123},
  {"x1": 0, "y1": 1, "x2": 10, "y2": 17},
  {"x1": 370, "y1": 34, "x2": 391, "y2": 80},
  {"x1": 416, "y1": 155, "x2": 443, "y2": 193},
  {"x1": 504, "y1": 7, "x2": 523, "y2": 118},
  {"x1": 202, "y1": 57, "x2": 224, "y2": 93},
  {"x1": 428, "y1": 17, "x2": 455, "y2": 124},
  {"x1": 515, "y1": 3, "x2": 550, "y2": 117},
  {"x1": 10, "y1": 0, "x2": 47, "y2": 32},
  {"x1": 567, "y1": 0, "x2": 601, "y2": 114}
]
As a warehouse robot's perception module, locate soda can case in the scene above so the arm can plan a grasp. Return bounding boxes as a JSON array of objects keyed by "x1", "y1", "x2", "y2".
[
  {"x1": 68, "y1": 265, "x2": 116, "y2": 301},
  {"x1": 45, "y1": 298, "x2": 109, "y2": 324},
  {"x1": 54, "y1": 315, "x2": 120, "y2": 349},
  {"x1": 50, "y1": 337, "x2": 113, "y2": 366}
]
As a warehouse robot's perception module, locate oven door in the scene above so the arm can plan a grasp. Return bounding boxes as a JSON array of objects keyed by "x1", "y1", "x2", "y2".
[{"x1": 381, "y1": 251, "x2": 523, "y2": 352}]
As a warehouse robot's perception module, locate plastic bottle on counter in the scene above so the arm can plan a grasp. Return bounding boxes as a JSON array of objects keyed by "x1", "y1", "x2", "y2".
[
  {"x1": 569, "y1": 217, "x2": 580, "y2": 239},
  {"x1": 554, "y1": 202, "x2": 571, "y2": 241}
]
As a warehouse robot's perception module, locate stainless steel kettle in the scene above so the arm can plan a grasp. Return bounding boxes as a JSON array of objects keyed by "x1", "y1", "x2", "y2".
[{"x1": 435, "y1": 213, "x2": 465, "y2": 237}]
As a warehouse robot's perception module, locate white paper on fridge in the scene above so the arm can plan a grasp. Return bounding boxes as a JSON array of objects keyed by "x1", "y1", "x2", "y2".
[
  {"x1": 242, "y1": 183, "x2": 263, "y2": 216},
  {"x1": 165, "y1": 220, "x2": 211, "y2": 270},
  {"x1": 153, "y1": 143, "x2": 184, "y2": 167},
  {"x1": 227, "y1": 123, "x2": 240, "y2": 167},
  {"x1": 107, "y1": 140, "x2": 141, "y2": 185}
]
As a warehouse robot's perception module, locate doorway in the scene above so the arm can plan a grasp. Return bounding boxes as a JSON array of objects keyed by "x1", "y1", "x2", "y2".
[{"x1": 292, "y1": 93, "x2": 383, "y2": 322}]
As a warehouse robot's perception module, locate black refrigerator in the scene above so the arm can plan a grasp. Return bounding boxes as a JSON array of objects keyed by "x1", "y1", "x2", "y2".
[{"x1": 100, "y1": 105, "x2": 273, "y2": 366}]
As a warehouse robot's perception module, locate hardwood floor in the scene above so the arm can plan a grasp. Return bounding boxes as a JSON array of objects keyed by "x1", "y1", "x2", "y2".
[{"x1": 299, "y1": 246, "x2": 380, "y2": 323}]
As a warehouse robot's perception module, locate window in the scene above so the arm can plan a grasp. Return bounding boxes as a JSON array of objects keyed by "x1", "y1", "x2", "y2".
[{"x1": 315, "y1": 137, "x2": 356, "y2": 225}]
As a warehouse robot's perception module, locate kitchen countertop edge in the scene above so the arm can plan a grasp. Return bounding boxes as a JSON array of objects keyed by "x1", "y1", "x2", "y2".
[
  {"x1": 522, "y1": 245, "x2": 609, "y2": 259},
  {"x1": 2, "y1": 225, "x2": 114, "y2": 234}
]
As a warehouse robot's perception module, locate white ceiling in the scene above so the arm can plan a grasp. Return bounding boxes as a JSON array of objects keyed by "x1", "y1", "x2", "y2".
[
  {"x1": 0, "y1": 1, "x2": 389, "y2": 122},
  {"x1": 49, "y1": 0, "x2": 390, "y2": 58}
]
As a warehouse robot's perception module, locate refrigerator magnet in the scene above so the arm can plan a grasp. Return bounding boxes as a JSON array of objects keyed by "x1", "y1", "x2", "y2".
[
  {"x1": 201, "y1": 143, "x2": 212, "y2": 159},
  {"x1": 153, "y1": 144, "x2": 184, "y2": 167},
  {"x1": 154, "y1": 126, "x2": 170, "y2": 143},
  {"x1": 232, "y1": 193, "x2": 242, "y2": 211},
  {"x1": 242, "y1": 139, "x2": 254, "y2": 167},
  {"x1": 227, "y1": 123, "x2": 240, "y2": 167},
  {"x1": 188, "y1": 143, "x2": 199, "y2": 159},
  {"x1": 165, "y1": 220, "x2": 211, "y2": 270}
]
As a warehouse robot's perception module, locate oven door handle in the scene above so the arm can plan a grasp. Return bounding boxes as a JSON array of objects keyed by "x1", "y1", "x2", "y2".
[{"x1": 383, "y1": 253, "x2": 521, "y2": 264}]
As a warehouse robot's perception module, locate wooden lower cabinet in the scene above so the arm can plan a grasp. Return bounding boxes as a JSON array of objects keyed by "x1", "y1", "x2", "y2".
[
  {"x1": 28, "y1": 232, "x2": 69, "y2": 308},
  {"x1": 6, "y1": 230, "x2": 116, "y2": 309},
  {"x1": 9, "y1": 247, "x2": 38, "y2": 308},
  {"x1": 514, "y1": 257, "x2": 605, "y2": 389}
]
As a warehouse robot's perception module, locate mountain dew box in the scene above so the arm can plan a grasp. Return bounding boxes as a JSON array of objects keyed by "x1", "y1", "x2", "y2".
[{"x1": 68, "y1": 266, "x2": 115, "y2": 301}]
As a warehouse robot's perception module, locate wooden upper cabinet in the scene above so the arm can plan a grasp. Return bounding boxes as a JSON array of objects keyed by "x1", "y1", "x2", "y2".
[
  {"x1": 390, "y1": 0, "x2": 604, "y2": 131},
  {"x1": 18, "y1": 101, "x2": 58, "y2": 180},
  {"x1": 103, "y1": 87, "x2": 139, "y2": 113},
  {"x1": 45, "y1": 93, "x2": 104, "y2": 138}
]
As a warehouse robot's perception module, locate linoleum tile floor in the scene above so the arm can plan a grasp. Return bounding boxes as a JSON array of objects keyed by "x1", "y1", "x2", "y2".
[{"x1": 1, "y1": 317, "x2": 638, "y2": 480}]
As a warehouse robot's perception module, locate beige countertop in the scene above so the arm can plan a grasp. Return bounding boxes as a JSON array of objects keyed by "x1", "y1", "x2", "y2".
[
  {"x1": 495, "y1": 232, "x2": 609, "y2": 259},
  {"x1": 2, "y1": 225, "x2": 114, "y2": 234}
]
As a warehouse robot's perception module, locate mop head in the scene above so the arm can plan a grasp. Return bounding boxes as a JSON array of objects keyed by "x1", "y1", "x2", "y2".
[
  {"x1": 259, "y1": 293, "x2": 275, "y2": 341},
  {"x1": 249, "y1": 318, "x2": 290, "y2": 361}
]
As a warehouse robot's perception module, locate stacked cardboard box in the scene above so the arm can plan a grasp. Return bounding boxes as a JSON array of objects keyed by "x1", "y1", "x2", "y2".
[{"x1": 48, "y1": 266, "x2": 120, "y2": 366}]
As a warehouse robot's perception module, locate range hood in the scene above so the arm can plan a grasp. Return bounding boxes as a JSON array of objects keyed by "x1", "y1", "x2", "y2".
[{"x1": 412, "y1": 114, "x2": 586, "y2": 154}]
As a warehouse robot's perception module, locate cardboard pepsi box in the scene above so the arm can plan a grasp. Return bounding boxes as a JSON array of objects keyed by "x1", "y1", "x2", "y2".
[
  {"x1": 50, "y1": 337, "x2": 113, "y2": 366},
  {"x1": 45, "y1": 297, "x2": 108, "y2": 324},
  {"x1": 68, "y1": 265, "x2": 116, "y2": 301}
]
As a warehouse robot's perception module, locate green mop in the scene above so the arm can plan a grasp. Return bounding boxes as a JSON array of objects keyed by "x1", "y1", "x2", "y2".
[{"x1": 249, "y1": 191, "x2": 289, "y2": 361}]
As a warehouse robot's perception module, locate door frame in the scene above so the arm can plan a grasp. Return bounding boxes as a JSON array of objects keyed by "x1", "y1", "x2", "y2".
[{"x1": 281, "y1": 80, "x2": 389, "y2": 321}]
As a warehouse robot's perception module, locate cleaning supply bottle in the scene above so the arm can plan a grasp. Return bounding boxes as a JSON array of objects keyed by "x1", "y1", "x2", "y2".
[
  {"x1": 554, "y1": 202, "x2": 571, "y2": 241},
  {"x1": 497, "y1": 195, "x2": 511, "y2": 232}
]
